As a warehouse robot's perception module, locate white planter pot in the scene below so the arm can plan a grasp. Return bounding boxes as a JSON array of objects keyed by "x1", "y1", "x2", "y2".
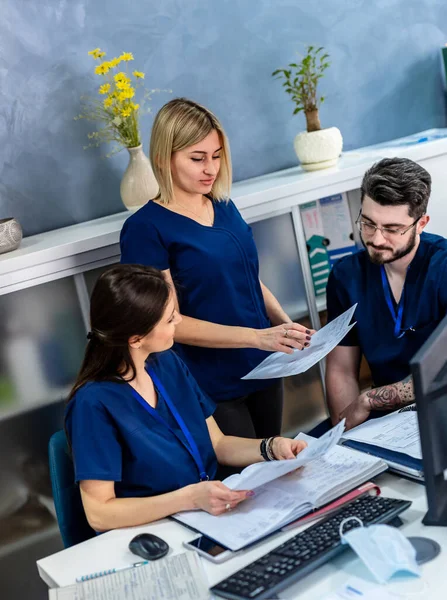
[
  {"x1": 294, "y1": 127, "x2": 343, "y2": 171},
  {"x1": 120, "y1": 145, "x2": 159, "y2": 210}
]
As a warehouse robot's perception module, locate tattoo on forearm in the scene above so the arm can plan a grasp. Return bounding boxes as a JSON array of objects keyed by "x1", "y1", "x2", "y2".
[{"x1": 365, "y1": 375, "x2": 414, "y2": 411}]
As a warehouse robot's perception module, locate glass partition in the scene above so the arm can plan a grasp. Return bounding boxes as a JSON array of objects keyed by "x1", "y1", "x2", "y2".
[
  {"x1": 251, "y1": 213, "x2": 327, "y2": 435},
  {"x1": 0, "y1": 278, "x2": 86, "y2": 421},
  {"x1": 251, "y1": 212, "x2": 309, "y2": 320}
]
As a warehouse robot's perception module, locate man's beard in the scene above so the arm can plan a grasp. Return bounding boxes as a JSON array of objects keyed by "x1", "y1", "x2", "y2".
[{"x1": 362, "y1": 228, "x2": 417, "y2": 265}]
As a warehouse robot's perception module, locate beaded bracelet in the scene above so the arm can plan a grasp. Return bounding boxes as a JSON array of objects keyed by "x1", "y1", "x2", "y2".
[
  {"x1": 266, "y1": 436, "x2": 277, "y2": 461},
  {"x1": 260, "y1": 438, "x2": 270, "y2": 461},
  {"x1": 260, "y1": 436, "x2": 279, "y2": 461}
]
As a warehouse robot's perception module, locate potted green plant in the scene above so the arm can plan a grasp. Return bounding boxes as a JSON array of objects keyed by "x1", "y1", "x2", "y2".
[{"x1": 272, "y1": 46, "x2": 343, "y2": 171}]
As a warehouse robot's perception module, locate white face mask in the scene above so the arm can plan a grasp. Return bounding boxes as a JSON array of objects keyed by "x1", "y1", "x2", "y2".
[{"x1": 339, "y1": 517, "x2": 421, "y2": 584}]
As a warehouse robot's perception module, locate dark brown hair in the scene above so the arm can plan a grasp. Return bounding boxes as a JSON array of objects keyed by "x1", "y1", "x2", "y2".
[
  {"x1": 67, "y1": 264, "x2": 170, "y2": 402},
  {"x1": 361, "y1": 157, "x2": 431, "y2": 219}
]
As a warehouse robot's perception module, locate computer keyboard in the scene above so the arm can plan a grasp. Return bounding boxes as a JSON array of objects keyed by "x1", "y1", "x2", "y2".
[{"x1": 211, "y1": 494, "x2": 412, "y2": 600}]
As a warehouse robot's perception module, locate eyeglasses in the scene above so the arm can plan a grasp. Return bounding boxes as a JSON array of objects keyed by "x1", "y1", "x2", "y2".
[{"x1": 356, "y1": 212, "x2": 422, "y2": 239}]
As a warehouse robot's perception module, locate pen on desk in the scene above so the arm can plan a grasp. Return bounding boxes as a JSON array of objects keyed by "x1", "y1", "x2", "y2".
[{"x1": 76, "y1": 561, "x2": 148, "y2": 582}]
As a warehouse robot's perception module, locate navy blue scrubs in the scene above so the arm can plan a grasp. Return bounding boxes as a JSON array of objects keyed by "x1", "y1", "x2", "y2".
[
  {"x1": 327, "y1": 232, "x2": 447, "y2": 386},
  {"x1": 120, "y1": 199, "x2": 273, "y2": 402},
  {"x1": 65, "y1": 350, "x2": 217, "y2": 497}
]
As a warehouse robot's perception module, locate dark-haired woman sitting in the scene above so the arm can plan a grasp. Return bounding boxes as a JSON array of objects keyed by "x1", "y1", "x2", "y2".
[{"x1": 65, "y1": 264, "x2": 307, "y2": 532}]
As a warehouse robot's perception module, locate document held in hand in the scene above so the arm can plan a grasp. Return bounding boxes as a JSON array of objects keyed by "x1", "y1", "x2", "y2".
[
  {"x1": 242, "y1": 304, "x2": 357, "y2": 380},
  {"x1": 174, "y1": 420, "x2": 387, "y2": 551}
]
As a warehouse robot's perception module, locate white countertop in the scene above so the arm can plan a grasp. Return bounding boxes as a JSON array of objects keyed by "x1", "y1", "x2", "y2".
[{"x1": 37, "y1": 472, "x2": 447, "y2": 599}]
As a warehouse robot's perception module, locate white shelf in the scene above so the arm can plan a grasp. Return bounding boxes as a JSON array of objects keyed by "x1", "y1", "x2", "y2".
[{"x1": 1, "y1": 128, "x2": 447, "y2": 295}]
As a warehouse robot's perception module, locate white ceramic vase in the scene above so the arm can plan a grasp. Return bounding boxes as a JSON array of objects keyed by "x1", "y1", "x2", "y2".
[
  {"x1": 120, "y1": 145, "x2": 159, "y2": 210},
  {"x1": 294, "y1": 127, "x2": 343, "y2": 171}
]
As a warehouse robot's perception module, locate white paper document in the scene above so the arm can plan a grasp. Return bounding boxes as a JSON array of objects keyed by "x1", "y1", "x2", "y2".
[
  {"x1": 341, "y1": 410, "x2": 422, "y2": 459},
  {"x1": 48, "y1": 552, "x2": 209, "y2": 600},
  {"x1": 242, "y1": 304, "x2": 357, "y2": 379},
  {"x1": 225, "y1": 418, "x2": 346, "y2": 491}
]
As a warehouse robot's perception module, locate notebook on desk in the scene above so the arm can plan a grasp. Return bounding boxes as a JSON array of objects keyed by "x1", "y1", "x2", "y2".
[
  {"x1": 174, "y1": 420, "x2": 387, "y2": 551},
  {"x1": 340, "y1": 409, "x2": 424, "y2": 481}
]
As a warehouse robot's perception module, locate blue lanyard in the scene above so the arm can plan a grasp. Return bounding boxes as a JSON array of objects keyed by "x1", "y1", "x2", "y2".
[
  {"x1": 380, "y1": 266, "x2": 406, "y2": 339},
  {"x1": 129, "y1": 366, "x2": 209, "y2": 482}
]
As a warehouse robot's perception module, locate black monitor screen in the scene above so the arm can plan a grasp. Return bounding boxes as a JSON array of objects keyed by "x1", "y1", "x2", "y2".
[{"x1": 411, "y1": 313, "x2": 447, "y2": 526}]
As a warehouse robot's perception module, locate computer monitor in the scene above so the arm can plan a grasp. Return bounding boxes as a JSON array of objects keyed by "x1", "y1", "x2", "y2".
[{"x1": 411, "y1": 313, "x2": 447, "y2": 526}]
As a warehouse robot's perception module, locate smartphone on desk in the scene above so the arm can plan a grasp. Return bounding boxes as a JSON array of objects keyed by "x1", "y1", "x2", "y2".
[{"x1": 183, "y1": 535, "x2": 235, "y2": 563}]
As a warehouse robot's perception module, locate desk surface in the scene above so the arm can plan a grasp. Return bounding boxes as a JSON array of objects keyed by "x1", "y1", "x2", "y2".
[{"x1": 37, "y1": 473, "x2": 447, "y2": 599}]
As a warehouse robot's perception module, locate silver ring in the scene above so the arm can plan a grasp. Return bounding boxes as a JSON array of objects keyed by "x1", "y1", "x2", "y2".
[
  {"x1": 283, "y1": 329, "x2": 289, "y2": 338},
  {"x1": 225, "y1": 503, "x2": 231, "y2": 511}
]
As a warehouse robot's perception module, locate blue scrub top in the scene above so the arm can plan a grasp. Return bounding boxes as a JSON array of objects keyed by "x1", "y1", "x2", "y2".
[
  {"x1": 327, "y1": 232, "x2": 447, "y2": 387},
  {"x1": 65, "y1": 350, "x2": 218, "y2": 498},
  {"x1": 120, "y1": 199, "x2": 273, "y2": 402}
]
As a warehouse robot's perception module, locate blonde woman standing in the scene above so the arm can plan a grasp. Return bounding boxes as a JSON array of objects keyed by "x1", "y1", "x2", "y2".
[{"x1": 120, "y1": 98, "x2": 313, "y2": 440}]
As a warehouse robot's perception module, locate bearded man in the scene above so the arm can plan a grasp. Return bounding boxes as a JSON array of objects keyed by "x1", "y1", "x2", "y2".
[{"x1": 324, "y1": 157, "x2": 447, "y2": 430}]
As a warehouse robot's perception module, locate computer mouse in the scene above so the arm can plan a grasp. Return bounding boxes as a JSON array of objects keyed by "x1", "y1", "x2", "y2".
[{"x1": 128, "y1": 533, "x2": 169, "y2": 561}]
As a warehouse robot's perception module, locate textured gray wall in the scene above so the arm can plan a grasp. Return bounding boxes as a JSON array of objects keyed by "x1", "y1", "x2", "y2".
[{"x1": 1, "y1": 0, "x2": 446, "y2": 236}]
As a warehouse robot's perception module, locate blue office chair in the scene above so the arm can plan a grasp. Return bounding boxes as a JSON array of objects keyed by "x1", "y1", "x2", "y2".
[{"x1": 48, "y1": 430, "x2": 96, "y2": 548}]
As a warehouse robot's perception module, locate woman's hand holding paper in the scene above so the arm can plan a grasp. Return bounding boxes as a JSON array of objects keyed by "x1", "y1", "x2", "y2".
[
  {"x1": 272, "y1": 438, "x2": 308, "y2": 460},
  {"x1": 188, "y1": 480, "x2": 254, "y2": 516},
  {"x1": 255, "y1": 323, "x2": 315, "y2": 354}
]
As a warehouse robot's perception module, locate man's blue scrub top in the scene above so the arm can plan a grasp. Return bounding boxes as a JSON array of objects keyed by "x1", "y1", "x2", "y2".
[
  {"x1": 120, "y1": 199, "x2": 273, "y2": 402},
  {"x1": 327, "y1": 232, "x2": 447, "y2": 387},
  {"x1": 65, "y1": 351, "x2": 218, "y2": 497}
]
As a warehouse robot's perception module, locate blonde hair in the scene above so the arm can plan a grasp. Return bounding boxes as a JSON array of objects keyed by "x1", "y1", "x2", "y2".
[{"x1": 150, "y1": 98, "x2": 232, "y2": 204}]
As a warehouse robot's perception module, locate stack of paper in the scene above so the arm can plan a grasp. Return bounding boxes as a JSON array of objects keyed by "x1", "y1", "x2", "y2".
[
  {"x1": 48, "y1": 552, "x2": 209, "y2": 600},
  {"x1": 242, "y1": 305, "x2": 357, "y2": 380},
  {"x1": 340, "y1": 410, "x2": 423, "y2": 480},
  {"x1": 341, "y1": 411, "x2": 422, "y2": 460}
]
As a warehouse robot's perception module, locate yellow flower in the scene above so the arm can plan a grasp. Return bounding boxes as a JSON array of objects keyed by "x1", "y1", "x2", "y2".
[
  {"x1": 99, "y1": 83, "x2": 111, "y2": 95},
  {"x1": 95, "y1": 62, "x2": 111, "y2": 75},
  {"x1": 80, "y1": 48, "x2": 142, "y2": 149},
  {"x1": 88, "y1": 48, "x2": 106, "y2": 59},
  {"x1": 116, "y1": 80, "x2": 130, "y2": 91},
  {"x1": 114, "y1": 71, "x2": 129, "y2": 83},
  {"x1": 119, "y1": 52, "x2": 134, "y2": 62},
  {"x1": 118, "y1": 88, "x2": 135, "y2": 101}
]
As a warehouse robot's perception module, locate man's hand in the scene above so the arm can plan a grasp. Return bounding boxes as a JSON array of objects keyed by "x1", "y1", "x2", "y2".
[
  {"x1": 339, "y1": 375, "x2": 414, "y2": 431},
  {"x1": 339, "y1": 393, "x2": 371, "y2": 430}
]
